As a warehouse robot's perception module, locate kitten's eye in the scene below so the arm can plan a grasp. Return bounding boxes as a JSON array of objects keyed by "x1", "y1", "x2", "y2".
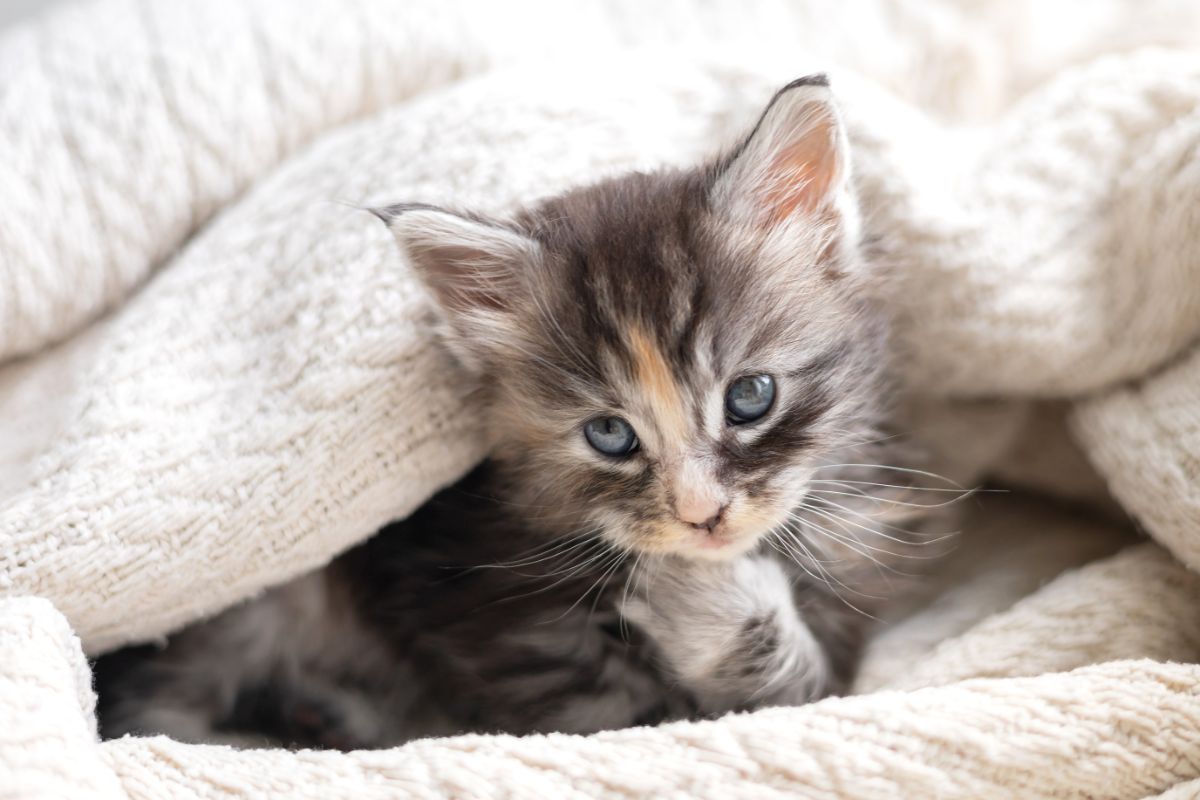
[
  {"x1": 726, "y1": 375, "x2": 776, "y2": 424},
  {"x1": 584, "y1": 416, "x2": 639, "y2": 457}
]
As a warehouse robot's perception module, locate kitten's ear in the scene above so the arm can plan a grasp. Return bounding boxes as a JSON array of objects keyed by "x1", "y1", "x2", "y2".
[
  {"x1": 712, "y1": 75, "x2": 850, "y2": 228},
  {"x1": 373, "y1": 204, "x2": 539, "y2": 374}
]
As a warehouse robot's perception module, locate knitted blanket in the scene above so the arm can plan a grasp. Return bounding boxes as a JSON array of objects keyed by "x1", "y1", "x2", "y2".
[{"x1": 3, "y1": 1, "x2": 1200, "y2": 797}]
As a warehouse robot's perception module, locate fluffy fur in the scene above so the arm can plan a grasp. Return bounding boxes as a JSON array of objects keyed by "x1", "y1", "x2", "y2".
[{"x1": 95, "y1": 76, "x2": 950, "y2": 748}]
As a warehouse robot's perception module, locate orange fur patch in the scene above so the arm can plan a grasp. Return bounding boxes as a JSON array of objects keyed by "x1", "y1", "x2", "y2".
[{"x1": 628, "y1": 327, "x2": 688, "y2": 444}]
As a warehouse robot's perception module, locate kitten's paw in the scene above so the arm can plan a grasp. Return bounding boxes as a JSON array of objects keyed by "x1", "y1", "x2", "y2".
[
  {"x1": 281, "y1": 695, "x2": 372, "y2": 751},
  {"x1": 622, "y1": 555, "x2": 831, "y2": 713},
  {"x1": 228, "y1": 681, "x2": 386, "y2": 751}
]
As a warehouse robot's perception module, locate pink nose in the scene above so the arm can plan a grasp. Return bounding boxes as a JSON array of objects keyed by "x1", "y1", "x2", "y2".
[{"x1": 677, "y1": 501, "x2": 727, "y2": 532}]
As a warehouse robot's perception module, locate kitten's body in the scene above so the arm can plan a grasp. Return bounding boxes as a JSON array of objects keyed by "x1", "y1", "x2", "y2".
[
  {"x1": 98, "y1": 465, "x2": 678, "y2": 748},
  {"x1": 99, "y1": 455, "x2": 933, "y2": 748},
  {"x1": 96, "y1": 76, "x2": 952, "y2": 748}
]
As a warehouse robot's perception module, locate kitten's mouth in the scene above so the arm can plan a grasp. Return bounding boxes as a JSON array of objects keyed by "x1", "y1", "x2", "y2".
[
  {"x1": 693, "y1": 532, "x2": 734, "y2": 550},
  {"x1": 673, "y1": 526, "x2": 761, "y2": 561}
]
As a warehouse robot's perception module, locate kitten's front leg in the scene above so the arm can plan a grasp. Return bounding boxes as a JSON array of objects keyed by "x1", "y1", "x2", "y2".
[{"x1": 621, "y1": 554, "x2": 835, "y2": 716}]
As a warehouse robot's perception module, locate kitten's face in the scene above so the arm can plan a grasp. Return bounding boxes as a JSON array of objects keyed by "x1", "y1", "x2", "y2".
[{"x1": 382, "y1": 76, "x2": 887, "y2": 560}]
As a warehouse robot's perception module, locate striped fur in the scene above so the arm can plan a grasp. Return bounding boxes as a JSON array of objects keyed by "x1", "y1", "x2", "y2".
[{"x1": 95, "y1": 77, "x2": 951, "y2": 748}]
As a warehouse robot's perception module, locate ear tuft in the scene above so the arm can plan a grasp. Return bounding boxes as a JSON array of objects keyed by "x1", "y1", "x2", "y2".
[
  {"x1": 369, "y1": 202, "x2": 443, "y2": 225},
  {"x1": 713, "y1": 75, "x2": 849, "y2": 228}
]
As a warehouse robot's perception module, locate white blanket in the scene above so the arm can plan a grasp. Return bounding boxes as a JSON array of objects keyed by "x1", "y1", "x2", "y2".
[{"x1": 3, "y1": 1, "x2": 1200, "y2": 797}]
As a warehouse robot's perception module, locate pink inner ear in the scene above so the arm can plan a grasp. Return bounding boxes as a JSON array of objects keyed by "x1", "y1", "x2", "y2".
[
  {"x1": 761, "y1": 111, "x2": 840, "y2": 224},
  {"x1": 414, "y1": 241, "x2": 513, "y2": 314}
]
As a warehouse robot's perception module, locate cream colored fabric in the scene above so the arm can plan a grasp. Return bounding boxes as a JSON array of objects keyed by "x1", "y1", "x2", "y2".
[{"x1": 3, "y1": 1, "x2": 1200, "y2": 798}]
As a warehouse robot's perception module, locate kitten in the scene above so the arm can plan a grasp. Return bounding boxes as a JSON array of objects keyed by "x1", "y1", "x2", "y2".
[{"x1": 95, "y1": 75, "x2": 949, "y2": 749}]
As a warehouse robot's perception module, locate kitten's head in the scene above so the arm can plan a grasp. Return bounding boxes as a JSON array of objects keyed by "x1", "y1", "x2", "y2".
[{"x1": 379, "y1": 76, "x2": 889, "y2": 561}]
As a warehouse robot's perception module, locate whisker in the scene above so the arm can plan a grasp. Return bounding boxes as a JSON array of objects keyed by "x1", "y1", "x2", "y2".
[
  {"x1": 491, "y1": 532, "x2": 594, "y2": 565},
  {"x1": 775, "y1": 525, "x2": 878, "y2": 617},
  {"x1": 467, "y1": 529, "x2": 600, "y2": 571},
  {"x1": 809, "y1": 478, "x2": 1002, "y2": 495},
  {"x1": 617, "y1": 552, "x2": 646, "y2": 643},
  {"x1": 777, "y1": 524, "x2": 867, "y2": 594},
  {"x1": 806, "y1": 487, "x2": 972, "y2": 511},
  {"x1": 789, "y1": 513, "x2": 897, "y2": 587},
  {"x1": 769, "y1": 529, "x2": 834, "y2": 587},
  {"x1": 812, "y1": 463, "x2": 967, "y2": 489},
  {"x1": 527, "y1": 538, "x2": 615, "y2": 577},
  {"x1": 487, "y1": 543, "x2": 616, "y2": 606},
  {"x1": 548, "y1": 549, "x2": 628, "y2": 624},
  {"x1": 446, "y1": 486, "x2": 564, "y2": 512},
  {"x1": 791, "y1": 509, "x2": 904, "y2": 571},
  {"x1": 587, "y1": 552, "x2": 626, "y2": 629},
  {"x1": 817, "y1": 427, "x2": 900, "y2": 452},
  {"x1": 792, "y1": 506, "x2": 931, "y2": 563},
  {"x1": 802, "y1": 497, "x2": 958, "y2": 546}
]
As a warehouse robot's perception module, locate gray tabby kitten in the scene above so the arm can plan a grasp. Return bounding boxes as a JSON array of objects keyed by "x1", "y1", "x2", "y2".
[{"x1": 95, "y1": 75, "x2": 947, "y2": 749}]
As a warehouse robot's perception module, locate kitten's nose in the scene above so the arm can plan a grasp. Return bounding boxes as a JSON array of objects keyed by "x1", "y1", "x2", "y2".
[{"x1": 678, "y1": 502, "x2": 727, "y2": 532}]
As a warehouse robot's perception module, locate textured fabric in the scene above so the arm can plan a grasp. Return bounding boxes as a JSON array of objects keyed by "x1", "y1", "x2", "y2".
[{"x1": 3, "y1": 0, "x2": 1200, "y2": 798}]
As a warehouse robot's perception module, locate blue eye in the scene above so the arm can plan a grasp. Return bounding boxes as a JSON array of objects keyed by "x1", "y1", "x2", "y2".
[
  {"x1": 726, "y1": 375, "x2": 775, "y2": 424},
  {"x1": 584, "y1": 416, "x2": 639, "y2": 457}
]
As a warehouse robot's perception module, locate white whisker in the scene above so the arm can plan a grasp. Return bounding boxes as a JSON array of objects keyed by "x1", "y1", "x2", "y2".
[{"x1": 812, "y1": 463, "x2": 967, "y2": 489}]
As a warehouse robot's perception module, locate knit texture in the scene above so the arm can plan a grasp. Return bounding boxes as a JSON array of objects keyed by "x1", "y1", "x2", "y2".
[{"x1": 2, "y1": 1, "x2": 1200, "y2": 798}]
